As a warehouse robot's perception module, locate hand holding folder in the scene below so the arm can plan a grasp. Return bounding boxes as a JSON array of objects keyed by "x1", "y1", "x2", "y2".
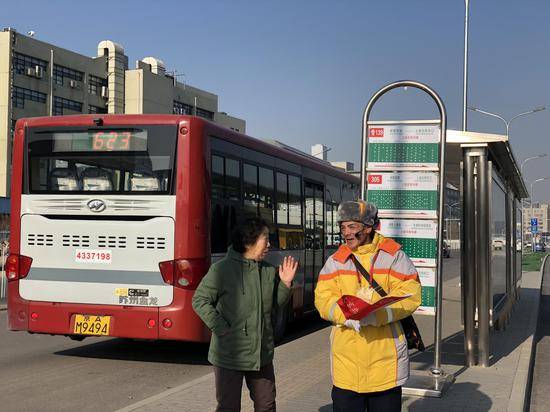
[{"x1": 337, "y1": 294, "x2": 412, "y2": 321}]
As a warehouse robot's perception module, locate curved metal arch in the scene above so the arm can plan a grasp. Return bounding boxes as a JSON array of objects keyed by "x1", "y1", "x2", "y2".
[{"x1": 360, "y1": 80, "x2": 447, "y2": 374}]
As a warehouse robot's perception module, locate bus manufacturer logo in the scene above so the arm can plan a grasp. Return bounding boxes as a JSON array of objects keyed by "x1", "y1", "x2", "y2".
[{"x1": 87, "y1": 199, "x2": 106, "y2": 212}]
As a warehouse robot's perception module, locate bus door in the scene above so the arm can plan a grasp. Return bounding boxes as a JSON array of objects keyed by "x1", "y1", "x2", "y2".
[{"x1": 303, "y1": 181, "x2": 324, "y2": 311}]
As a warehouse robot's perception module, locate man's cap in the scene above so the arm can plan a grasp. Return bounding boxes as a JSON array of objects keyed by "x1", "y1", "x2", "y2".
[{"x1": 337, "y1": 200, "x2": 379, "y2": 227}]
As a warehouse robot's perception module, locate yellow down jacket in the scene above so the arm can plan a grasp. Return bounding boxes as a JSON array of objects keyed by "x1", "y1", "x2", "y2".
[{"x1": 314, "y1": 235, "x2": 421, "y2": 393}]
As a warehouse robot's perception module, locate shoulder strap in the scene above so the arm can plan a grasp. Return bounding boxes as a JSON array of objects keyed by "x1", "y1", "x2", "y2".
[{"x1": 350, "y1": 254, "x2": 388, "y2": 297}]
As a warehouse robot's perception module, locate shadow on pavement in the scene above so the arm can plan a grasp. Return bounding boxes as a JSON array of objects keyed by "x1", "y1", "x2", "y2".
[
  {"x1": 407, "y1": 382, "x2": 491, "y2": 411},
  {"x1": 410, "y1": 330, "x2": 465, "y2": 368},
  {"x1": 54, "y1": 313, "x2": 328, "y2": 364},
  {"x1": 55, "y1": 338, "x2": 211, "y2": 364}
]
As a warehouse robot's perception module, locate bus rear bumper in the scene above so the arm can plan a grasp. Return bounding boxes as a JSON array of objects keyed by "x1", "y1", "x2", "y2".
[{"x1": 8, "y1": 286, "x2": 210, "y2": 342}]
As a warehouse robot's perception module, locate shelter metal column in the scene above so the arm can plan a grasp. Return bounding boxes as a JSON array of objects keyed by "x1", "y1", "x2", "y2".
[
  {"x1": 476, "y1": 148, "x2": 490, "y2": 367},
  {"x1": 462, "y1": 148, "x2": 477, "y2": 367}
]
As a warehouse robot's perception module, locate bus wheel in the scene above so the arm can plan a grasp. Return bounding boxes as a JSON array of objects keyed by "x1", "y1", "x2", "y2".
[
  {"x1": 69, "y1": 335, "x2": 86, "y2": 341},
  {"x1": 273, "y1": 305, "x2": 289, "y2": 342}
]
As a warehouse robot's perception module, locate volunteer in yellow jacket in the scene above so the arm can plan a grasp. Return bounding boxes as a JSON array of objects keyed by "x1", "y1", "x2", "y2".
[{"x1": 314, "y1": 200, "x2": 421, "y2": 412}]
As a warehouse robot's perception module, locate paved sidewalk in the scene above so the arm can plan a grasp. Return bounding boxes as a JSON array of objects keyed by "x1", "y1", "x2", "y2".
[
  {"x1": 529, "y1": 255, "x2": 550, "y2": 411},
  {"x1": 117, "y1": 267, "x2": 543, "y2": 412}
]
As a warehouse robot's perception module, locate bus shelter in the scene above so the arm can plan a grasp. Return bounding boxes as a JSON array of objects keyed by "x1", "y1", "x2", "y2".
[{"x1": 446, "y1": 129, "x2": 528, "y2": 367}]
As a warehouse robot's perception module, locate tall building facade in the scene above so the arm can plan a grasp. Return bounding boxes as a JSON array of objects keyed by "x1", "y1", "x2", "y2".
[
  {"x1": 523, "y1": 202, "x2": 549, "y2": 235},
  {"x1": 0, "y1": 28, "x2": 245, "y2": 198}
]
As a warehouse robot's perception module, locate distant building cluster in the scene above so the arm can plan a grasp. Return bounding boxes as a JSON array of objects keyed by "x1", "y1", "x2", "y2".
[
  {"x1": 0, "y1": 27, "x2": 245, "y2": 202},
  {"x1": 524, "y1": 202, "x2": 549, "y2": 240}
]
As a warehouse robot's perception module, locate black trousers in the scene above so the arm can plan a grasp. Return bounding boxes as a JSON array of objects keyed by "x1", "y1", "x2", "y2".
[
  {"x1": 214, "y1": 362, "x2": 276, "y2": 412},
  {"x1": 332, "y1": 385, "x2": 402, "y2": 412}
]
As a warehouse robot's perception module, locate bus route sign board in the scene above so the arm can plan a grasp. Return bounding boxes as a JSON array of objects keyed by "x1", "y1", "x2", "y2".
[
  {"x1": 367, "y1": 124, "x2": 440, "y2": 169},
  {"x1": 366, "y1": 172, "x2": 438, "y2": 218},
  {"x1": 379, "y1": 219, "x2": 438, "y2": 267},
  {"x1": 416, "y1": 267, "x2": 436, "y2": 315}
]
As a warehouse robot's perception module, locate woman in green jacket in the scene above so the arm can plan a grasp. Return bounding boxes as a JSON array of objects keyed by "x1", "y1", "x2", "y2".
[{"x1": 192, "y1": 217, "x2": 298, "y2": 412}]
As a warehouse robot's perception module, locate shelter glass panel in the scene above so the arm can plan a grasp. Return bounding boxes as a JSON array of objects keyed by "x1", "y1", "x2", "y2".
[{"x1": 491, "y1": 175, "x2": 507, "y2": 309}]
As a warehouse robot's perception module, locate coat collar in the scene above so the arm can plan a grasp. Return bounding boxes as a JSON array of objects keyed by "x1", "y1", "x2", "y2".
[{"x1": 332, "y1": 236, "x2": 402, "y2": 264}]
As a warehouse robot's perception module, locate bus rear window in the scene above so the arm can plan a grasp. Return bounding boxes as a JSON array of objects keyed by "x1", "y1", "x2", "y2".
[{"x1": 25, "y1": 125, "x2": 177, "y2": 194}]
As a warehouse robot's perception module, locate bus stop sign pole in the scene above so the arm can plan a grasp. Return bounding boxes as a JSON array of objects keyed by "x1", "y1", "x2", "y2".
[{"x1": 361, "y1": 80, "x2": 453, "y2": 397}]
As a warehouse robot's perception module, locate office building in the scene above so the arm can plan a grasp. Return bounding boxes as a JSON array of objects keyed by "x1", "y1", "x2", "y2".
[{"x1": 0, "y1": 27, "x2": 245, "y2": 199}]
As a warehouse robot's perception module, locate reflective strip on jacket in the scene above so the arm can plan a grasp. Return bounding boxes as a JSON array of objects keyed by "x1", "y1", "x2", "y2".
[{"x1": 314, "y1": 236, "x2": 421, "y2": 393}]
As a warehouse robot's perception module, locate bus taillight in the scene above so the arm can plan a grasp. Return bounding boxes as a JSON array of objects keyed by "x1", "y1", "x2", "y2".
[
  {"x1": 158, "y1": 260, "x2": 175, "y2": 285},
  {"x1": 158, "y1": 258, "x2": 207, "y2": 290},
  {"x1": 5, "y1": 254, "x2": 33, "y2": 281}
]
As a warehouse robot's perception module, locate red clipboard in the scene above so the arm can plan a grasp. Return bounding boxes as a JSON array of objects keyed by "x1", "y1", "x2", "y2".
[{"x1": 337, "y1": 294, "x2": 412, "y2": 320}]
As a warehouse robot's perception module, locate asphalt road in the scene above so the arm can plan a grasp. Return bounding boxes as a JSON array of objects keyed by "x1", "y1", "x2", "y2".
[{"x1": 0, "y1": 307, "x2": 327, "y2": 412}]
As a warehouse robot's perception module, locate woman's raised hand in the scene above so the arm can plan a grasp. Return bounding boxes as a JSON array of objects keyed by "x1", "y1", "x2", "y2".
[{"x1": 279, "y1": 256, "x2": 298, "y2": 288}]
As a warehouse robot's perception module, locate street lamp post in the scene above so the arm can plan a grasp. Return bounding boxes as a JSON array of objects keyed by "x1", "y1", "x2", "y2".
[
  {"x1": 530, "y1": 177, "x2": 550, "y2": 251},
  {"x1": 521, "y1": 154, "x2": 548, "y2": 177},
  {"x1": 468, "y1": 106, "x2": 545, "y2": 139},
  {"x1": 468, "y1": 107, "x2": 546, "y2": 252},
  {"x1": 462, "y1": 0, "x2": 470, "y2": 131}
]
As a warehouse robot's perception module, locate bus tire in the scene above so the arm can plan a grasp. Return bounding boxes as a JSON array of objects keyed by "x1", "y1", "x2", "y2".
[
  {"x1": 273, "y1": 304, "x2": 289, "y2": 342},
  {"x1": 69, "y1": 335, "x2": 86, "y2": 341}
]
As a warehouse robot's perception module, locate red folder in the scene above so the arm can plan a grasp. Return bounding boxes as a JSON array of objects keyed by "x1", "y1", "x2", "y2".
[{"x1": 337, "y1": 294, "x2": 412, "y2": 320}]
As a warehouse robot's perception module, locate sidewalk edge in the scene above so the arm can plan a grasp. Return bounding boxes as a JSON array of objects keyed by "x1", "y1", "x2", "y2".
[
  {"x1": 507, "y1": 256, "x2": 548, "y2": 412},
  {"x1": 114, "y1": 372, "x2": 214, "y2": 412}
]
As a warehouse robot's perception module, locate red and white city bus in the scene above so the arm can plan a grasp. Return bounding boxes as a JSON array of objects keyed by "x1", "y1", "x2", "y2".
[{"x1": 6, "y1": 114, "x2": 358, "y2": 342}]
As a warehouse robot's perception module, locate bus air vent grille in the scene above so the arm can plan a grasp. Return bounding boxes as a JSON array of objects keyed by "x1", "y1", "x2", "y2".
[
  {"x1": 27, "y1": 233, "x2": 54, "y2": 246},
  {"x1": 62, "y1": 234, "x2": 90, "y2": 247},
  {"x1": 136, "y1": 236, "x2": 166, "y2": 250},
  {"x1": 98, "y1": 236, "x2": 127, "y2": 248}
]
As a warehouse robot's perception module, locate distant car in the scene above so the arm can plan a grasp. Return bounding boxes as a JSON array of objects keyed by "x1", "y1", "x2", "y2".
[
  {"x1": 534, "y1": 243, "x2": 546, "y2": 252},
  {"x1": 442, "y1": 240, "x2": 451, "y2": 258},
  {"x1": 492, "y1": 239, "x2": 505, "y2": 250}
]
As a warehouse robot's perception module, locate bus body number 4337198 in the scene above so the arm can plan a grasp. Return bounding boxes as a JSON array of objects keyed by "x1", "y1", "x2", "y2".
[{"x1": 75, "y1": 249, "x2": 112, "y2": 264}]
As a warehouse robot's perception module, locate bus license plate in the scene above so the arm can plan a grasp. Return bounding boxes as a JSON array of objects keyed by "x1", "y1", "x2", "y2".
[
  {"x1": 75, "y1": 249, "x2": 112, "y2": 264},
  {"x1": 73, "y1": 314, "x2": 111, "y2": 336}
]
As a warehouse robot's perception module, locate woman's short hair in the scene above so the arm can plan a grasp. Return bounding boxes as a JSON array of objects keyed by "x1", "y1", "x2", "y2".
[{"x1": 231, "y1": 216, "x2": 269, "y2": 253}]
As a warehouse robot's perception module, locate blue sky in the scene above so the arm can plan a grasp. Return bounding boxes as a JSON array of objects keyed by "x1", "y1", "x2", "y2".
[{"x1": 4, "y1": 0, "x2": 550, "y2": 200}]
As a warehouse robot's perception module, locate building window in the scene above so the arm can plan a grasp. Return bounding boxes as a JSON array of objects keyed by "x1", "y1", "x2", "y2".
[
  {"x1": 53, "y1": 96, "x2": 82, "y2": 115},
  {"x1": 196, "y1": 107, "x2": 214, "y2": 120},
  {"x1": 12, "y1": 86, "x2": 47, "y2": 108},
  {"x1": 53, "y1": 64, "x2": 83, "y2": 86},
  {"x1": 173, "y1": 101, "x2": 193, "y2": 115},
  {"x1": 88, "y1": 105, "x2": 108, "y2": 114},
  {"x1": 88, "y1": 75, "x2": 107, "y2": 95},
  {"x1": 13, "y1": 52, "x2": 48, "y2": 75}
]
